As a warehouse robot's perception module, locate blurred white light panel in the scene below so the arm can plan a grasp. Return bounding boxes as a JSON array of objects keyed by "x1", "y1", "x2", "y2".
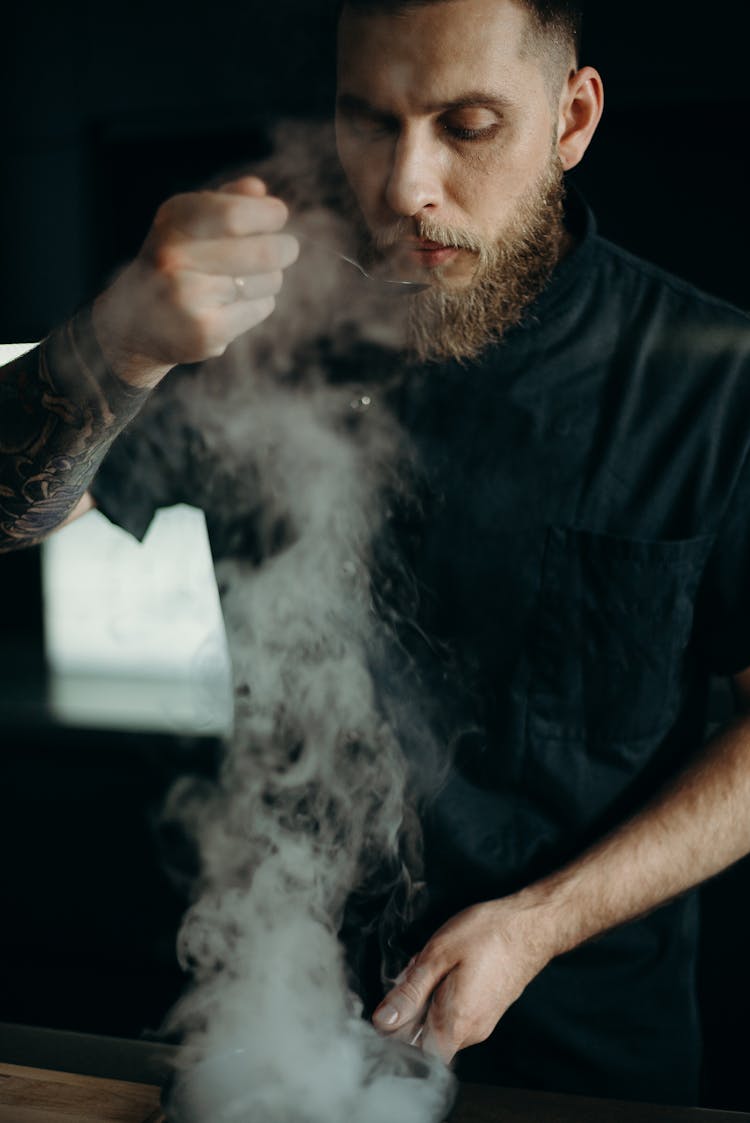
[
  {"x1": 2, "y1": 342, "x2": 232, "y2": 736},
  {"x1": 42, "y1": 504, "x2": 233, "y2": 736},
  {"x1": 0, "y1": 343, "x2": 37, "y2": 362}
]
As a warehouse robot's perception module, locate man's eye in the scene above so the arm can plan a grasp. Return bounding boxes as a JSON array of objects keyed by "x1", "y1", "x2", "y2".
[
  {"x1": 445, "y1": 125, "x2": 498, "y2": 141},
  {"x1": 442, "y1": 113, "x2": 500, "y2": 142}
]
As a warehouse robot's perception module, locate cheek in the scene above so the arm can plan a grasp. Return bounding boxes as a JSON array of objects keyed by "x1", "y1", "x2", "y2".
[
  {"x1": 337, "y1": 136, "x2": 381, "y2": 216},
  {"x1": 452, "y1": 133, "x2": 551, "y2": 229},
  {"x1": 447, "y1": 159, "x2": 516, "y2": 231}
]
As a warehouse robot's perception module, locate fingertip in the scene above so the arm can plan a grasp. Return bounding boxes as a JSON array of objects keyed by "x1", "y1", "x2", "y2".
[
  {"x1": 218, "y1": 175, "x2": 268, "y2": 197},
  {"x1": 373, "y1": 1002, "x2": 399, "y2": 1029},
  {"x1": 269, "y1": 196, "x2": 290, "y2": 226},
  {"x1": 284, "y1": 233, "x2": 300, "y2": 265},
  {"x1": 228, "y1": 181, "x2": 289, "y2": 226}
]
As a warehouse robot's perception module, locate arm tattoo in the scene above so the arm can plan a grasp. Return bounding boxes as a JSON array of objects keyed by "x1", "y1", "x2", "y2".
[{"x1": 0, "y1": 305, "x2": 151, "y2": 551}]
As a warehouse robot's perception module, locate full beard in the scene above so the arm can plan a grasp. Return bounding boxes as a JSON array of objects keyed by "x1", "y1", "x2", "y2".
[{"x1": 366, "y1": 156, "x2": 567, "y2": 365}]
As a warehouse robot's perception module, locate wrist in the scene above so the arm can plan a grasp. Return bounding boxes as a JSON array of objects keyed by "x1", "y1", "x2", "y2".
[
  {"x1": 92, "y1": 282, "x2": 172, "y2": 390},
  {"x1": 503, "y1": 876, "x2": 584, "y2": 964},
  {"x1": 45, "y1": 308, "x2": 153, "y2": 422}
]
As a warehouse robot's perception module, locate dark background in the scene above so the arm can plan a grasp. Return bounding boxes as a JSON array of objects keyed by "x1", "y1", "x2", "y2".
[
  {"x1": 2, "y1": 0, "x2": 750, "y2": 1111},
  {"x1": 4, "y1": 0, "x2": 750, "y2": 341}
]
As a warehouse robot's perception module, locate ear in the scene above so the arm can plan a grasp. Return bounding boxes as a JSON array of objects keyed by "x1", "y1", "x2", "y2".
[{"x1": 556, "y1": 66, "x2": 604, "y2": 172}]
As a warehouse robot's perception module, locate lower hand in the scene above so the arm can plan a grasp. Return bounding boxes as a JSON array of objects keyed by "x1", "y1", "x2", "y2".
[
  {"x1": 92, "y1": 176, "x2": 299, "y2": 387},
  {"x1": 372, "y1": 898, "x2": 553, "y2": 1065}
]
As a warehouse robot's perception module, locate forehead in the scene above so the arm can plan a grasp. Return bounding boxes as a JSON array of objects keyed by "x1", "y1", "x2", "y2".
[{"x1": 337, "y1": 0, "x2": 546, "y2": 109}]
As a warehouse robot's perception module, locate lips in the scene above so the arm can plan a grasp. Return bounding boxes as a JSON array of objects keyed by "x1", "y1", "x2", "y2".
[{"x1": 406, "y1": 241, "x2": 461, "y2": 268}]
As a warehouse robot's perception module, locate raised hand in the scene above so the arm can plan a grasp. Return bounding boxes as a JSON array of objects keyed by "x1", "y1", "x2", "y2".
[{"x1": 92, "y1": 176, "x2": 299, "y2": 387}]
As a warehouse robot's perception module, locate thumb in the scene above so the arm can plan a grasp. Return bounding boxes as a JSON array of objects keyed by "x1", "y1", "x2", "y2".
[
  {"x1": 373, "y1": 960, "x2": 443, "y2": 1033},
  {"x1": 217, "y1": 175, "x2": 268, "y2": 198}
]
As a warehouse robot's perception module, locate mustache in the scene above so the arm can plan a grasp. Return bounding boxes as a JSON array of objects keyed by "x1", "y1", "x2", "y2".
[{"x1": 371, "y1": 217, "x2": 485, "y2": 255}]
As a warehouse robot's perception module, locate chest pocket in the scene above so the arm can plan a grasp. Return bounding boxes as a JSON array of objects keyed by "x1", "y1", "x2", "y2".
[{"x1": 527, "y1": 527, "x2": 714, "y2": 749}]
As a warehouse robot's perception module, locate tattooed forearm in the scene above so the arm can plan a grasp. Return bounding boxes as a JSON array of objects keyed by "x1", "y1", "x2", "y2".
[{"x1": 0, "y1": 307, "x2": 151, "y2": 551}]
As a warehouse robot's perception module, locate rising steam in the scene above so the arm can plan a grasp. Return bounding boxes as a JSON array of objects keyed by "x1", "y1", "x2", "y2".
[{"x1": 160, "y1": 124, "x2": 456, "y2": 1122}]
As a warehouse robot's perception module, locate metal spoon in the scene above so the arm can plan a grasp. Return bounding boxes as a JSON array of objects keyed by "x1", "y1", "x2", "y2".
[{"x1": 295, "y1": 232, "x2": 428, "y2": 295}]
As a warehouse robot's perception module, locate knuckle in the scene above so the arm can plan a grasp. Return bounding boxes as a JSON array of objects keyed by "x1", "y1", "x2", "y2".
[
  {"x1": 195, "y1": 338, "x2": 227, "y2": 360},
  {"x1": 420, "y1": 940, "x2": 445, "y2": 966},
  {"x1": 161, "y1": 269, "x2": 188, "y2": 303},
  {"x1": 398, "y1": 978, "x2": 424, "y2": 1007},
  {"x1": 153, "y1": 193, "x2": 186, "y2": 229},
  {"x1": 414, "y1": 947, "x2": 447, "y2": 980},
  {"x1": 152, "y1": 243, "x2": 183, "y2": 276},
  {"x1": 472, "y1": 1023, "x2": 492, "y2": 1045},
  {"x1": 152, "y1": 199, "x2": 173, "y2": 229}
]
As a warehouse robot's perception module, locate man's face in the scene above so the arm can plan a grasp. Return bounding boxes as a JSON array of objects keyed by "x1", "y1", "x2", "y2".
[{"x1": 335, "y1": 0, "x2": 562, "y2": 292}]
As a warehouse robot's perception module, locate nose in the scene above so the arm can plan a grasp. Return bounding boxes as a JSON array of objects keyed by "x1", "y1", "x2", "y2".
[{"x1": 384, "y1": 127, "x2": 443, "y2": 218}]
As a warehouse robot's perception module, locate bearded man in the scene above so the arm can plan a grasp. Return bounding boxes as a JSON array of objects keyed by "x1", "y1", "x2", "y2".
[{"x1": 6, "y1": 0, "x2": 750, "y2": 1109}]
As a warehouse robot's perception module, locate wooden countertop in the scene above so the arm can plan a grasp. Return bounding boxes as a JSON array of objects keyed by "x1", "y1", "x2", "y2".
[
  {"x1": 1, "y1": 1060, "x2": 749, "y2": 1123},
  {"x1": 0, "y1": 1063, "x2": 164, "y2": 1123}
]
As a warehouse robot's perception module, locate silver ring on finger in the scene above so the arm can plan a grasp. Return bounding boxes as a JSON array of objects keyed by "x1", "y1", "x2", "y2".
[{"x1": 232, "y1": 275, "x2": 249, "y2": 301}]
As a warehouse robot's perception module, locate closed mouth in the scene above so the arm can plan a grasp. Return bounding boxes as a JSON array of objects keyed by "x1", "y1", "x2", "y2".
[{"x1": 407, "y1": 238, "x2": 456, "y2": 251}]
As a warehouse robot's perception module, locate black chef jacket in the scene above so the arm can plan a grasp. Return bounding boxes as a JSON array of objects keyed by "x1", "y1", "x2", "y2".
[{"x1": 89, "y1": 190, "x2": 750, "y2": 1105}]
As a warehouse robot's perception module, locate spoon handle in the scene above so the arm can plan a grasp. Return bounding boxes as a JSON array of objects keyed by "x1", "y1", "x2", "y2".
[{"x1": 293, "y1": 232, "x2": 427, "y2": 293}]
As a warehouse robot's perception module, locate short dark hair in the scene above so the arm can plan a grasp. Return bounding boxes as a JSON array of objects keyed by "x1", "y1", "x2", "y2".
[
  {"x1": 339, "y1": 0, "x2": 583, "y2": 68},
  {"x1": 521, "y1": 1, "x2": 583, "y2": 60}
]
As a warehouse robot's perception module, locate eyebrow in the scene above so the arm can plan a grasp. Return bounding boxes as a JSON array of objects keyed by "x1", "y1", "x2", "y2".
[
  {"x1": 423, "y1": 91, "x2": 517, "y2": 114},
  {"x1": 336, "y1": 91, "x2": 516, "y2": 116}
]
